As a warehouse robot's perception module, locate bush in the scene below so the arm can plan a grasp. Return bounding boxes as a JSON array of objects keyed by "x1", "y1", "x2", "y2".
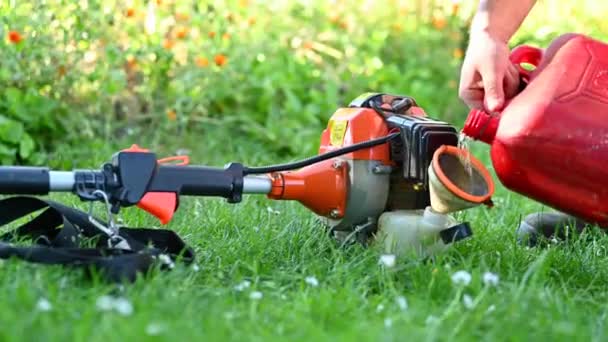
[{"x1": 2, "y1": 0, "x2": 605, "y2": 165}]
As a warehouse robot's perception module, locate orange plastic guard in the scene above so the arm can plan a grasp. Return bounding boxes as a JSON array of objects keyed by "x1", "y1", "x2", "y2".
[{"x1": 122, "y1": 145, "x2": 190, "y2": 224}]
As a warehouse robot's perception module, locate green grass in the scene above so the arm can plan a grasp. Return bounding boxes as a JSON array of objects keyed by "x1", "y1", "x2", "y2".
[
  {"x1": 1, "y1": 128, "x2": 608, "y2": 341},
  {"x1": 2, "y1": 0, "x2": 608, "y2": 340}
]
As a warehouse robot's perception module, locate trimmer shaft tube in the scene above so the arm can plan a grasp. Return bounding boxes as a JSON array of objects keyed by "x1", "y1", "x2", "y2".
[
  {"x1": 0, "y1": 166, "x2": 51, "y2": 194},
  {"x1": 49, "y1": 171, "x2": 76, "y2": 191},
  {"x1": 242, "y1": 176, "x2": 272, "y2": 194}
]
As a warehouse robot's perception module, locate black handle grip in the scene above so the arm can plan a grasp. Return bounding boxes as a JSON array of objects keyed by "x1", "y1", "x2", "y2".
[
  {"x1": 0, "y1": 167, "x2": 50, "y2": 194},
  {"x1": 147, "y1": 163, "x2": 245, "y2": 203}
]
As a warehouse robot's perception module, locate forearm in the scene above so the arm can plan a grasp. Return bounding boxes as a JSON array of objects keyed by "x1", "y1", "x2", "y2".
[{"x1": 470, "y1": 0, "x2": 537, "y2": 43}]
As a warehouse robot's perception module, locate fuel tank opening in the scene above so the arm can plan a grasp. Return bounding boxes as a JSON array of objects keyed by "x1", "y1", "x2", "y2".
[{"x1": 428, "y1": 145, "x2": 495, "y2": 214}]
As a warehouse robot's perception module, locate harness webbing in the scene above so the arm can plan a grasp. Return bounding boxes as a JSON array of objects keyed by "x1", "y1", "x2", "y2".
[{"x1": 0, "y1": 196, "x2": 195, "y2": 282}]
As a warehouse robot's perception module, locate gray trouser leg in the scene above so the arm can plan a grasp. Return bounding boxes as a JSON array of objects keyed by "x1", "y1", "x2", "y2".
[{"x1": 516, "y1": 211, "x2": 591, "y2": 246}]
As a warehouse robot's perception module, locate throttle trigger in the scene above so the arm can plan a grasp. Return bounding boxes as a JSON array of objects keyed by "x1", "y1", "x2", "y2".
[
  {"x1": 137, "y1": 192, "x2": 178, "y2": 225},
  {"x1": 122, "y1": 145, "x2": 190, "y2": 224}
]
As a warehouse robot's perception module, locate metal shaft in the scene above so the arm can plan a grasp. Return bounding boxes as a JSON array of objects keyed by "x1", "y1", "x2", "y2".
[
  {"x1": 49, "y1": 171, "x2": 76, "y2": 191},
  {"x1": 242, "y1": 176, "x2": 272, "y2": 194},
  {"x1": 37, "y1": 170, "x2": 273, "y2": 195}
]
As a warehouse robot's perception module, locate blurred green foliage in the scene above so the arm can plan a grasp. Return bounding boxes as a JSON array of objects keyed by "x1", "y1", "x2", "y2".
[{"x1": 0, "y1": 0, "x2": 607, "y2": 166}]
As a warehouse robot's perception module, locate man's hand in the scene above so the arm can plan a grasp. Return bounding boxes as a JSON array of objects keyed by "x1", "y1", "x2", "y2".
[
  {"x1": 458, "y1": 0, "x2": 538, "y2": 112},
  {"x1": 458, "y1": 30, "x2": 521, "y2": 113}
]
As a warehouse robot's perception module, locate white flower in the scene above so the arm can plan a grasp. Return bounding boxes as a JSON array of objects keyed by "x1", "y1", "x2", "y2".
[
  {"x1": 95, "y1": 295, "x2": 133, "y2": 316},
  {"x1": 379, "y1": 254, "x2": 396, "y2": 268},
  {"x1": 191, "y1": 264, "x2": 200, "y2": 272},
  {"x1": 462, "y1": 294, "x2": 474, "y2": 309},
  {"x1": 384, "y1": 318, "x2": 393, "y2": 328},
  {"x1": 451, "y1": 270, "x2": 472, "y2": 286},
  {"x1": 234, "y1": 280, "x2": 251, "y2": 291},
  {"x1": 96, "y1": 295, "x2": 115, "y2": 311},
  {"x1": 396, "y1": 296, "x2": 408, "y2": 311},
  {"x1": 376, "y1": 304, "x2": 385, "y2": 313},
  {"x1": 113, "y1": 297, "x2": 133, "y2": 316},
  {"x1": 487, "y1": 305, "x2": 496, "y2": 313},
  {"x1": 249, "y1": 291, "x2": 263, "y2": 300},
  {"x1": 305, "y1": 276, "x2": 319, "y2": 287},
  {"x1": 266, "y1": 207, "x2": 281, "y2": 215},
  {"x1": 36, "y1": 298, "x2": 52, "y2": 312},
  {"x1": 482, "y1": 271, "x2": 499, "y2": 286},
  {"x1": 145, "y1": 322, "x2": 165, "y2": 336}
]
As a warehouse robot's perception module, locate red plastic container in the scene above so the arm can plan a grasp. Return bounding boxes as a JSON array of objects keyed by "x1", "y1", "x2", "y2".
[{"x1": 462, "y1": 33, "x2": 608, "y2": 226}]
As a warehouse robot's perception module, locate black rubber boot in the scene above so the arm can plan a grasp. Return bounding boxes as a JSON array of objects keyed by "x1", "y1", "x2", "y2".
[{"x1": 516, "y1": 211, "x2": 590, "y2": 247}]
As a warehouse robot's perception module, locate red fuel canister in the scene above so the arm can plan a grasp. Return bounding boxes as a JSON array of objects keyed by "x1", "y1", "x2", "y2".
[{"x1": 462, "y1": 33, "x2": 608, "y2": 227}]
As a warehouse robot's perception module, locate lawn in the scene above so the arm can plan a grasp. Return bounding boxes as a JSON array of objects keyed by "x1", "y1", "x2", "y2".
[
  {"x1": 2, "y1": 1, "x2": 608, "y2": 341},
  {"x1": 2, "y1": 122, "x2": 608, "y2": 342}
]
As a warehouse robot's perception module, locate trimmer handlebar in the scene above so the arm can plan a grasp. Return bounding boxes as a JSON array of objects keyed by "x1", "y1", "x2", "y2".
[{"x1": 0, "y1": 150, "x2": 274, "y2": 225}]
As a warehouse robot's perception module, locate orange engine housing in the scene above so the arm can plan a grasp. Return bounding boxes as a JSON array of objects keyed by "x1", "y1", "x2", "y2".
[
  {"x1": 267, "y1": 100, "x2": 429, "y2": 220},
  {"x1": 318, "y1": 107, "x2": 393, "y2": 163}
]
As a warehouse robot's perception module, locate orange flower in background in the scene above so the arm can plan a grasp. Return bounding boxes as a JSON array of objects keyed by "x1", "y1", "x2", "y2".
[
  {"x1": 208, "y1": 31, "x2": 216, "y2": 38},
  {"x1": 303, "y1": 41, "x2": 314, "y2": 50},
  {"x1": 248, "y1": 16, "x2": 256, "y2": 26},
  {"x1": 196, "y1": 56, "x2": 209, "y2": 67},
  {"x1": 432, "y1": 15, "x2": 447, "y2": 30},
  {"x1": 453, "y1": 48, "x2": 463, "y2": 59},
  {"x1": 166, "y1": 109, "x2": 177, "y2": 121},
  {"x1": 214, "y1": 54, "x2": 228, "y2": 66},
  {"x1": 163, "y1": 39, "x2": 174, "y2": 49},
  {"x1": 156, "y1": 0, "x2": 162, "y2": 4},
  {"x1": 126, "y1": 7, "x2": 136, "y2": 17},
  {"x1": 175, "y1": 27, "x2": 188, "y2": 39},
  {"x1": 451, "y1": 3, "x2": 460, "y2": 16},
  {"x1": 126, "y1": 55, "x2": 137, "y2": 69},
  {"x1": 8, "y1": 31, "x2": 22, "y2": 44},
  {"x1": 222, "y1": 32, "x2": 231, "y2": 40}
]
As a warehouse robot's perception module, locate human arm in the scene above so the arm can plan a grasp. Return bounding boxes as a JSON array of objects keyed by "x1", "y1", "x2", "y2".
[{"x1": 459, "y1": 0, "x2": 538, "y2": 112}]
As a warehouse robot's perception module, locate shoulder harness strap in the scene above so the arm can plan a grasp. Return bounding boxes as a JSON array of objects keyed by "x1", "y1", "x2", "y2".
[{"x1": 0, "y1": 196, "x2": 195, "y2": 283}]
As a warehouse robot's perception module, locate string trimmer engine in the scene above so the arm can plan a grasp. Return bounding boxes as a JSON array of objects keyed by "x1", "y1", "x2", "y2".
[{"x1": 260, "y1": 93, "x2": 495, "y2": 254}]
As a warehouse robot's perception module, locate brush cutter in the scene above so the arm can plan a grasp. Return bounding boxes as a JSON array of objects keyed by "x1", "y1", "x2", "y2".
[{"x1": 0, "y1": 93, "x2": 495, "y2": 282}]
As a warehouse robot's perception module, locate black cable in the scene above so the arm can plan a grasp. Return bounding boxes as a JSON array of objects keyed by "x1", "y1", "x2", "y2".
[{"x1": 243, "y1": 132, "x2": 401, "y2": 174}]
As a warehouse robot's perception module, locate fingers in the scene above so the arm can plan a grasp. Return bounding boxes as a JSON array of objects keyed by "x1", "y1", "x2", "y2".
[
  {"x1": 459, "y1": 88, "x2": 485, "y2": 110},
  {"x1": 504, "y1": 63, "x2": 521, "y2": 100},
  {"x1": 479, "y1": 61, "x2": 505, "y2": 113},
  {"x1": 457, "y1": 33, "x2": 524, "y2": 113},
  {"x1": 458, "y1": 61, "x2": 485, "y2": 110}
]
